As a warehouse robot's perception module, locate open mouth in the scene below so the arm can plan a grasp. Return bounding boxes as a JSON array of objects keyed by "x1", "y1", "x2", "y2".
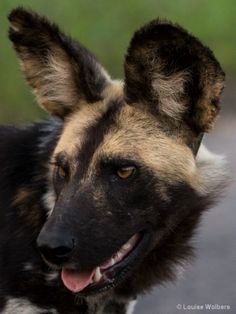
[{"x1": 61, "y1": 231, "x2": 150, "y2": 295}]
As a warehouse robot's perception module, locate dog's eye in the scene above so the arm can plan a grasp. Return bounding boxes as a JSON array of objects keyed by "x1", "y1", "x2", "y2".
[
  {"x1": 117, "y1": 166, "x2": 136, "y2": 179},
  {"x1": 56, "y1": 165, "x2": 67, "y2": 180}
]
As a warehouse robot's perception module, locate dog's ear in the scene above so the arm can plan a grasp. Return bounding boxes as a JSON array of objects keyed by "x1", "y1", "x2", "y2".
[
  {"x1": 124, "y1": 20, "x2": 225, "y2": 133},
  {"x1": 8, "y1": 8, "x2": 111, "y2": 117}
]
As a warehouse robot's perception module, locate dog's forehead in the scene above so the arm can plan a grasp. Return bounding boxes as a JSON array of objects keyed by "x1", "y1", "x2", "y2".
[
  {"x1": 98, "y1": 106, "x2": 196, "y2": 182},
  {"x1": 55, "y1": 98, "x2": 192, "y2": 167},
  {"x1": 53, "y1": 94, "x2": 195, "y2": 184},
  {"x1": 54, "y1": 101, "x2": 107, "y2": 156},
  {"x1": 54, "y1": 82, "x2": 124, "y2": 156},
  {"x1": 52, "y1": 78, "x2": 196, "y2": 186},
  {"x1": 54, "y1": 98, "x2": 160, "y2": 157}
]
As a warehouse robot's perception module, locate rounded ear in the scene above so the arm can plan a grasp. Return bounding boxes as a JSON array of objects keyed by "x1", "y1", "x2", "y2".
[
  {"x1": 124, "y1": 20, "x2": 225, "y2": 133},
  {"x1": 8, "y1": 7, "x2": 111, "y2": 118}
]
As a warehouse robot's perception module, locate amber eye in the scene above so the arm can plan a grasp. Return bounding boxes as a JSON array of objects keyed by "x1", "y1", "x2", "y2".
[
  {"x1": 117, "y1": 166, "x2": 136, "y2": 179},
  {"x1": 56, "y1": 165, "x2": 67, "y2": 180}
]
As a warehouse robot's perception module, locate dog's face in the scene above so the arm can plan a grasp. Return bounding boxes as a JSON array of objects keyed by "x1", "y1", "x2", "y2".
[{"x1": 9, "y1": 9, "x2": 224, "y2": 295}]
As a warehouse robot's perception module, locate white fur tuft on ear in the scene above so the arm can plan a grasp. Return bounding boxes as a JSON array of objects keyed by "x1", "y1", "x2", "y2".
[
  {"x1": 195, "y1": 144, "x2": 228, "y2": 197},
  {"x1": 152, "y1": 69, "x2": 190, "y2": 120}
]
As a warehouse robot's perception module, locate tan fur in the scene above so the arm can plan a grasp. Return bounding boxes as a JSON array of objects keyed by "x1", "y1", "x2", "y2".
[
  {"x1": 51, "y1": 78, "x2": 225, "y2": 204},
  {"x1": 69, "y1": 104, "x2": 195, "y2": 196},
  {"x1": 125, "y1": 58, "x2": 189, "y2": 121},
  {"x1": 193, "y1": 65, "x2": 225, "y2": 132},
  {"x1": 53, "y1": 80, "x2": 124, "y2": 158},
  {"x1": 36, "y1": 52, "x2": 80, "y2": 113},
  {"x1": 101, "y1": 106, "x2": 195, "y2": 181},
  {"x1": 19, "y1": 49, "x2": 81, "y2": 116},
  {"x1": 152, "y1": 69, "x2": 189, "y2": 120},
  {"x1": 102, "y1": 81, "x2": 124, "y2": 100},
  {"x1": 53, "y1": 101, "x2": 106, "y2": 158},
  {"x1": 51, "y1": 96, "x2": 199, "y2": 195},
  {"x1": 13, "y1": 188, "x2": 42, "y2": 227},
  {"x1": 23, "y1": 204, "x2": 42, "y2": 228},
  {"x1": 11, "y1": 20, "x2": 81, "y2": 115},
  {"x1": 12, "y1": 187, "x2": 32, "y2": 207},
  {"x1": 129, "y1": 45, "x2": 189, "y2": 120}
]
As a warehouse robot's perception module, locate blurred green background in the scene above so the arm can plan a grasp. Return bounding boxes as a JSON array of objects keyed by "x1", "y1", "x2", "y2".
[{"x1": 0, "y1": 0, "x2": 235, "y2": 123}]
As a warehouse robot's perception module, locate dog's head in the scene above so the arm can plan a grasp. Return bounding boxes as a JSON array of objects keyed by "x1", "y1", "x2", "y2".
[{"x1": 9, "y1": 8, "x2": 225, "y2": 295}]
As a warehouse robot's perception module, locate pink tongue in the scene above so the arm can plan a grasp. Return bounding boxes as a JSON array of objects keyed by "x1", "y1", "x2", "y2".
[{"x1": 61, "y1": 268, "x2": 95, "y2": 293}]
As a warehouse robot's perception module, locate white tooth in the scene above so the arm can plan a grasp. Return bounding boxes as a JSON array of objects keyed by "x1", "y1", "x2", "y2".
[
  {"x1": 123, "y1": 242, "x2": 131, "y2": 250},
  {"x1": 94, "y1": 267, "x2": 102, "y2": 283},
  {"x1": 110, "y1": 258, "x2": 115, "y2": 266},
  {"x1": 116, "y1": 252, "x2": 123, "y2": 261}
]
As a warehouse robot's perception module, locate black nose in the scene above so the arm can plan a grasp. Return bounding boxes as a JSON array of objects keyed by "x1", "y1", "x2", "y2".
[{"x1": 37, "y1": 232, "x2": 75, "y2": 265}]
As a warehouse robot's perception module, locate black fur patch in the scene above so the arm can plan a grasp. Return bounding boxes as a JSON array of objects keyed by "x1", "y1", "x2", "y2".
[{"x1": 76, "y1": 99, "x2": 123, "y2": 175}]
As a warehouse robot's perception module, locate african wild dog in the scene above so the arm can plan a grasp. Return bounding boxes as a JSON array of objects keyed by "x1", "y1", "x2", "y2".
[{"x1": 0, "y1": 7, "x2": 227, "y2": 314}]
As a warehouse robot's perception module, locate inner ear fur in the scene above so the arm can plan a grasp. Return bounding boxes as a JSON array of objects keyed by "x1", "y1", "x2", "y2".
[
  {"x1": 8, "y1": 7, "x2": 111, "y2": 117},
  {"x1": 124, "y1": 19, "x2": 225, "y2": 133}
]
